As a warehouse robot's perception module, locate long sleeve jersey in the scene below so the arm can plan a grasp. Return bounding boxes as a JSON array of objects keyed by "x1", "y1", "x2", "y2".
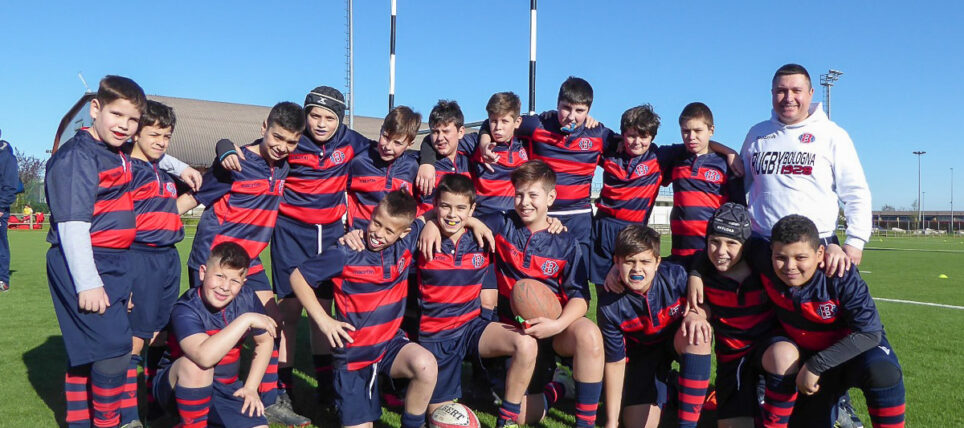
[{"x1": 741, "y1": 103, "x2": 871, "y2": 249}]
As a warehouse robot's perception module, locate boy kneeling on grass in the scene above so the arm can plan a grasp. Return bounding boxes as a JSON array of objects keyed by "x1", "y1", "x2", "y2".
[{"x1": 153, "y1": 242, "x2": 276, "y2": 428}]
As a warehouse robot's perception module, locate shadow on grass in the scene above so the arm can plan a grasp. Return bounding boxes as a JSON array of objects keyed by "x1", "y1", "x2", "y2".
[{"x1": 23, "y1": 335, "x2": 68, "y2": 426}]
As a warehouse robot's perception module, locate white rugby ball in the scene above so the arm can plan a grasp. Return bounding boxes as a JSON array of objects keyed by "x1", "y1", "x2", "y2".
[{"x1": 428, "y1": 403, "x2": 481, "y2": 428}]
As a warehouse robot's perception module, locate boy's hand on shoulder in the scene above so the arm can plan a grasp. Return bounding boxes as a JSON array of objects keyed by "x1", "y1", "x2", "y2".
[
  {"x1": 681, "y1": 312, "x2": 712, "y2": 346},
  {"x1": 821, "y1": 244, "x2": 851, "y2": 277},
  {"x1": 244, "y1": 313, "x2": 278, "y2": 338},
  {"x1": 220, "y1": 142, "x2": 245, "y2": 172},
  {"x1": 584, "y1": 115, "x2": 600, "y2": 129},
  {"x1": 418, "y1": 221, "x2": 443, "y2": 260},
  {"x1": 464, "y1": 217, "x2": 496, "y2": 250},
  {"x1": 416, "y1": 164, "x2": 437, "y2": 195},
  {"x1": 477, "y1": 133, "x2": 499, "y2": 172},
  {"x1": 339, "y1": 229, "x2": 366, "y2": 252},
  {"x1": 180, "y1": 167, "x2": 203, "y2": 192},
  {"x1": 317, "y1": 316, "x2": 356, "y2": 348},
  {"x1": 523, "y1": 317, "x2": 564, "y2": 339},
  {"x1": 725, "y1": 153, "x2": 745, "y2": 177},
  {"x1": 546, "y1": 216, "x2": 568, "y2": 234},
  {"x1": 686, "y1": 275, "x2": 705, "y2": 313},
  {"x1": 78, "y1": 287, "x2": 110, "y2": 314},
  {"x1": 602, "y1": 265, "x2": 626, "y2": 294},
  {"x1": 795, "y1": 363, "x2": 821, "y2": 396},
  {"x1": 234, "y1": 386, "x2": 264, "y2": 417}
]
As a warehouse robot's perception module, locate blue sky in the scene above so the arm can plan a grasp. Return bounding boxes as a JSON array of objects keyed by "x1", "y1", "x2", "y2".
[{"x1": 1, "y1": 0, "x2": 961, "y2": 210}]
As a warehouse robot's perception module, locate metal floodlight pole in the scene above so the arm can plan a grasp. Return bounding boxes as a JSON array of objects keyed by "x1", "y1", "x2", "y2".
[
  {"x1": 389, "y1": 0, "x2": 397, "y2": 111},
  {"x1": 528, "y1": 0, "x2": 537, "y2": 115},
  {"x1": 913, "y1": 151, "x2": 926, "y2": 230},
  {"x1": 952, "y1": 167, "x2": 955, "y2": 234},
  {"x1": 820, "y1": 69, "x2": 843, "y2": 119}
]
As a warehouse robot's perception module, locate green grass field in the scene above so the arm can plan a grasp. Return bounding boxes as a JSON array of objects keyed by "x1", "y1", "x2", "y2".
[{"x1": 1, "y1": 229, "x2": 962, "y2": 427}]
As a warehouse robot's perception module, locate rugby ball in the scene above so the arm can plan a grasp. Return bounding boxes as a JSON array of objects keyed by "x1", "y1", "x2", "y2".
[
  {"x1": 511, "y1": 278, "x2": 563, "y2": 321},
  {"x1": 429, "y1": 403, "x2": 481, "y2": 428}
]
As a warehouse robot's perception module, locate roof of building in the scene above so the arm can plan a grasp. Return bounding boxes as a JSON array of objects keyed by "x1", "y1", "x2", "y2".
[{"x1": 148, "y1": 95, "x2": 397, "y2": 168}]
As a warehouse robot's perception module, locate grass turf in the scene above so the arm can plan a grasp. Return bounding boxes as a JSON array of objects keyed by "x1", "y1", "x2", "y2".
[{"x1": 1, "y1": 229, "x2": 962, "y2": 426}]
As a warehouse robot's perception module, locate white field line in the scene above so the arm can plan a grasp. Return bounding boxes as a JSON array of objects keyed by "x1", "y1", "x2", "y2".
[
  {"x1": 874, "y1": 298, "x2": 964, "y2": 310},
  {"x1": 866, "y1": 247, "x2": 964, "y2": 254}
]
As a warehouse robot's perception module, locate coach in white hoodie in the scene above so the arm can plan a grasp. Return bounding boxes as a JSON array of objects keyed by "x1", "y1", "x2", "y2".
[{"x1": 741, "y1": 63, "x2": 871, "y2": 269}]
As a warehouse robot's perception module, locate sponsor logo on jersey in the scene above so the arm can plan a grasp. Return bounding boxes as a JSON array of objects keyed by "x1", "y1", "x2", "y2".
[
  {"x1": 472, "y1": 253, "x2": 485, "y2": 268},
  {"x1": 518, "y1": 148, "x2": 528, "y2": 161},
  {"x1": 817, "y1": 302, "x2": 837, "y2": 320},
  {"x1": 703, "y1": 170, "x2": 722, "y2": 182},
  {"x1": 749, "y1": 151, "x2": 816, "y2": 176},
  {"x1": 668, "y1": 303, "x2": 682, "y2": 318},
  {"x1": 330, "y1": 150, "x2": 346, "y2": 164},
  {"x1": 634, "y1": 163, "x2": 650, "y2": 177},
  {"x1": 541, "y1": 260, "x2": 559, "y2": 276},
  {"x1": 577, "y1": 138, "x2": 593, "y2": 151},
  {"x1": 798, "y1": 133, "x2": 816, "y2": 144}
]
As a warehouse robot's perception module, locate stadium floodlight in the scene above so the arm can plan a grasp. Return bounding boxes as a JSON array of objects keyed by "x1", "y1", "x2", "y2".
[
  {"x1": 820, "y1": 69, "x2": 844, "y2": 118},
  {"x1": 914, "y1": 151, "x2": 926, "y2": 230}
]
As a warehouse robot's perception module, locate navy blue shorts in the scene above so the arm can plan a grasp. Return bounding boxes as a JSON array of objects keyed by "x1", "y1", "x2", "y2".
[
  {"x1": 791, "y1": 336, "x2": 903, "y2": 427},
  {"x1": 421, "y1": 318, "x2": 490, "y2": 403},
  {"x1": 47, "y1": 246, "x2": 132, "y2": 367},
  {"x1": 590, "y1": 215, "x2": 636, "y2": 285},
  {"x1": 623, "y1": 338, "x2": 678, "y2": 408},
  {"x1": 334, "y1": 333, "x2": 411, "y2": 426},
  {"x1": 154, "y1": 363, "x2": 268, "y2": 428},
  {"x1": 552, "y1": 211, "x2": 591, "y2": 283},
  {"x1": 715, "y1": 335, "x2": 788, "y2": 420},
  {"x1": 188, "y1": 260, "x2": 271, "y2": 292},
  {"x1": 270, "y1": 215, "x2": 345, "y2": 299},
  {"x1": 129, "y1": 244, "x2": 181, "y2": 339}
]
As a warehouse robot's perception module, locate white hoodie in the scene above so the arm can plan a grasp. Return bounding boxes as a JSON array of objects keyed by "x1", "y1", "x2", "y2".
[{"x1": 741, "y1": 102, "x2": 871, "y2": 249}]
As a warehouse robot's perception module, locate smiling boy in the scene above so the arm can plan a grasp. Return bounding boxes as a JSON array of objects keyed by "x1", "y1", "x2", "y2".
[
  {"x1": 153, "y1": 242, "x2": 276, "y2": 428},
  {"x1": 757, "y1": 215, "x2": 904, "y2": 428}
]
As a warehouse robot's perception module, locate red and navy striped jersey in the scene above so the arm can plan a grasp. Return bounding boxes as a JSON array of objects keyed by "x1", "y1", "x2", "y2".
[
  {"x1": 130, "y1": 158, "x2": 184, "y2": 247},
  {"x1": 346, "y1": 146, "x2": 418, "y2": 230},
  {"x1": 282, "y1": 128, "x2": 371, "y2": 225},
  {"x1": 492, "y1": 213, "x2": 588, "y2": 325},
  {"x1": 161, "y1": 286, "x2": 268, "y2": 384},
  {"x1": 697, "y1": 261, "x2": 777, "y2": 363},
  {"x1": 416, "y1": 231, "x2": 496, "y2": 341},
  {"x1": 416, "y1": 134, "x2": 477, "y2": 216},
  {"x1": 473, "y1": 136, "x2": 529, "y2": 216},
  {"x1": 297, "y1": 220, "x2": 425, "y2": 371},
  {"x1": 187, "y1": 143, "x2": 288, "y2": 276},
  {"x1": 596, "y1": 144, "x2": 686, "y2": 223},
  {"x1": 668, "y1": 152, "x2": 745, "y2": 257},
  {"x1": 46, "y1": 129, "x2": 136, "y2": 249},
  {"x1": 597, "y1": 262, "x2": 689, "y2": 362},
  {"x1": 759, "y1": 265, "x2": 882, "y2": 352},
  {"x1": 517, "y1": 112, "x2": 616, "y2": 212}
]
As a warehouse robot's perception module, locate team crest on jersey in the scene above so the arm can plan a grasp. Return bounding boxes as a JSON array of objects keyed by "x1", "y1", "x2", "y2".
[
  {"x1": 277, "y1": 179, "x2": 285, "y2": 192},
  {"x1": 798, "y1": 133, "x2": 815, "y2": 144},
  {"x1": 703, "y1": 170, "x2": 722, "y2": 182},
  {"x1": 330, "y1": 149, "x2": 346, "y2": 164},
  {"x1": 577, "y1": 137, "x2": 593, "y2": 151},
  {"x1": 668, "y1": 303, "x2": 682, "y2": 318},
  {"x1": 471, "y1": 253, "x2": 485, "y2": 268},
  {"x1": 397, "y1": 257, "x2": 407, "y2": 274},
  {"x1": 817, "y1": 302, "x2": 837, "y2": 320},
  {"x1": 634, "y1": 163, "x2": 650, "y2": 177},
  {"x1": 518, "y1": 148, "x2": 528, "y2": 161},
  {"x1": 541, "y1": 260, "x2": 559, "y2": 276},
  {"x1": 165, "y1": 182, "x2": 176, "y2": 196}
]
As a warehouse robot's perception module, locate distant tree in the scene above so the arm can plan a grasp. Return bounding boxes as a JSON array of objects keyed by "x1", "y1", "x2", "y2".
[
  {"x1": 14, "y1": 149, "x2": 47, "y2": 212},
  {"x1": 881, "y1": 204, "x2": 896, "y2": 211}
]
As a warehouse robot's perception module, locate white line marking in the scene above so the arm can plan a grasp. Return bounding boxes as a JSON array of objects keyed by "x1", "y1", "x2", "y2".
[
  {"x1": 874, "y1": 297, "x2": 964, "y2": 310},
  {"x1": 867, "y1": 247, "x2": 964, "y2": 254}
]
